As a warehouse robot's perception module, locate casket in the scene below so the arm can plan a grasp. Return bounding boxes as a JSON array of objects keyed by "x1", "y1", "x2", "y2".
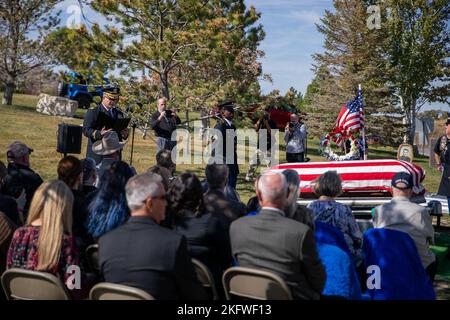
[{"x1": 268, "y1": 159, "x2": 425, "y2": 198}]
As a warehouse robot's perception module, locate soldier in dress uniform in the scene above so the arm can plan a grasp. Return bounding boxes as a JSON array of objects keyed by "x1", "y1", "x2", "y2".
[
  {"x1": 212, "y1": 102, "x2": 239, "y2": 190},
  {"x1": 82, "y1": 86, "x2": 129, "y2": 164}
]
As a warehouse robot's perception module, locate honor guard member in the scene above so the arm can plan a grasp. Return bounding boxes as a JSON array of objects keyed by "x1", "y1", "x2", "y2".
[
  {"x1": 434, "y1": 118, "x2": 450, "y2": 210},
  {"x1": 213, "y1": 102, "x2": 239, "y2": 190},
  {"x1": 82, "y1": 86, "x2": 129, "y2": 164}
]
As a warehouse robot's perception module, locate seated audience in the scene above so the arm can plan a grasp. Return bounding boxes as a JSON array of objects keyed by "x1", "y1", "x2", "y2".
[
  {"x1": 86, "y1": 161, "x2": 133, "y2": 241},
  {"x1": 146, "y1": 165, "x2": 171, "y2": 192},
  {"x1": 282, "y1": 169, "x2": 315, "y2": 230},
  {"x1": 3, "y1": 141, "x2": 43, "y2": 221},
  {"x1": 308, "y1": 171, "x2": 363, "y2": 265},
  {"x1": 373, "y1": 172, "x2": 436, "y2": 282},
  {"x1": 169, "y1": 173, "x2": 232, "y2": 289},
  {"x1": 6, "y1": 180, "x2": 86, "y2": 299},
  {"x1": 1, "y1": 211, "x2": 16, "y2": 283},
  {"x1": 203, "y1": 164, "x2": 246, "y2": 227},
  {"x1": 99, "y1": 172, "x2": 206, "y2": 299},
  {"x1": 156, "y1": 149, "x2": 176, "y2": 180},
  {"x1": 92, "y1": 131, "x2": 127, "y2": 182},
  {"x1": 0, "y1": 160, "x2": 22, "y2": 226},
  {"x1": 58, "y1": 156, "x2": 90, "y2": 248},
  {"x1": 230, "y1": 172, "x2": 326, "y2": 300},
  {"x1": 81, "y1": 158, "x2": 98, "y2": 196}
]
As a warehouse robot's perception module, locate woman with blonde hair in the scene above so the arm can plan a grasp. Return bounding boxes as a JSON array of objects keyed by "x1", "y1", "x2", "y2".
[{"x1": 6, "y1": 180, "x2": 86, "y2": 299}]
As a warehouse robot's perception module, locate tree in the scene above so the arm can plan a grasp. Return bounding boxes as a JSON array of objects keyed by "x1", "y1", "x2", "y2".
[
  {"x1": 310, "y1": 0, "x2": 402, "y2": 145},
  {"x1": 75, "y1": 0, "x2": 264, "y2": 106},
  {"x1": 0, "y1": 0, "x2": 60, "y2": 105},
  {"x1": 46, "y1": 26, "x2": 110, "y2": 84},
  {"x1": 386, "y1": 0, "x2": 449, "y2": 144}
]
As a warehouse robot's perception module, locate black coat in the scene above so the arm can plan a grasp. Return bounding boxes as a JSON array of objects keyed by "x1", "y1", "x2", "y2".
[
  {"x1": 203, "y1": 188, "x2": 246, "y2": 229},
  {"x1": 213, "y1": 120, "x2": 239, "y2": 174},
  {"x1": 2, "y1": 163, "x2": 43, "y2": 221},
  {"x1": 82, "y1": 104, "x2": 127, "y2": 164},
  {"x1": 98, "y1": 216, "x2": 206, "y2": 300},
  {"x1": 173, "y1": 210, "x2": 232, "y2": 287},
  {"x1": 0, "y1": 193, "x2": 21, "y2": 226}
]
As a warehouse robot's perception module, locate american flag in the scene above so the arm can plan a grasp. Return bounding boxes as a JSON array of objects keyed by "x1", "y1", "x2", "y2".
[
  {"x1": 333, "y1": 89, "x2": 365, "y2": 146},
  {"x1": 269, "y1": 159, "x2": 425, "y2": 197}
]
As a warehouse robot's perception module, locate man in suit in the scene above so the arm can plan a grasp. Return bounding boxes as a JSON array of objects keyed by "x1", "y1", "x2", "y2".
[
  {"x1": 98, "y1": 172, "x2": 205, "y2": 300},
  {"x1": 203, "y1": 164, "x2": 246, "y2": 228},
  {"x1": 213, "y1": 102, "x2": 239, "y2": 189},
  {"x1": 230, "y1": 172, "x2": 326, "y2": 300},
  {"x1": 82, "y1": 86, "x2": 129, "y2": 164}
]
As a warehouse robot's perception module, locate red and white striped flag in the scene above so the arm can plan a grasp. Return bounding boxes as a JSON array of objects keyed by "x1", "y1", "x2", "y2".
[{"x1": 269, "y1": 159, "x2": 425, "y2": 196}]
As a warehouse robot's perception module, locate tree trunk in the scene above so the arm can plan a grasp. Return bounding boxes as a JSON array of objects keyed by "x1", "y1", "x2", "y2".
[
  {"x1": 408, "y1": 100, "x2": 417, "y2": 147},
  {"x1": 2, "y1": 80, "x2": 15, "y2": 105},
  {"x1": 160, "y1": 71, "x2": 170, "y2": 100}
]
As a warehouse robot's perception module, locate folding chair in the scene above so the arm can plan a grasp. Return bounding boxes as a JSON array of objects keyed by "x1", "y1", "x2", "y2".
[
  {"x1": 222, "y1": 266, "x2": 292, "y2": 300},
  {"x1": 86, "y1": 244, "x2": 99, "y2": 273},
  {"x1": 89, "y1": 282, "x2": 155, "y2": 300},
  {"x1": 1, "y1": 268, "x2": 70, "y2": 300},
  {"x1": 191, "y1": 258, "x2": 219, "y2": 300}
]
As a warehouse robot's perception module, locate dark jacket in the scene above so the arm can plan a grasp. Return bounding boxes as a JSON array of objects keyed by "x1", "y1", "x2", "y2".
[
  {"x1": 213, "y1": 120, "x2": 239, "y2": 173},
  {"x1": 0, "y1": 193, "x2": 21, "y2": 226},
  {"x1": 173, "y1": 210, "x2": 232, "y2": 285},
  {"x1": 150, "y1": 111, "x2": 181, "y2": 139},
  {"x1": 98, "y1": 216, "x2": 206, "y2": 300},
  {"x1": 71, "y1": 189, "x2": 92, "y2": 248},
  {"x1": 3, "y1": 163, "x2": 43, "y2": 221},
  {"x1": 203, "y1": 188, "x2": 246, "y2": 228},
  {"x1": 230, "y1": 208, "x2": 326, "y2": 300},
  {"x1": 82, "y1": 104, "x2": 127, "y2": 164}
]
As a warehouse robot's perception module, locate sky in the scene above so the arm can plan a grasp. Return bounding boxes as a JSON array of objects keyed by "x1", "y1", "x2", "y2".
[{"x1": 54, "y1": 0, "x2": 448, "y2": 111}]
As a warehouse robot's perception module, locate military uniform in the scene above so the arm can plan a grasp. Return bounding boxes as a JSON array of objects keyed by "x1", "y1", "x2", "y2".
[{"x1": 82, "y1": 87, "x2": 127, "y2": 164}]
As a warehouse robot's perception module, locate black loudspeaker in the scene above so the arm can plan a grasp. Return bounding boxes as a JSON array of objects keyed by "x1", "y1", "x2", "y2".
[{"x1": 57, "y1": 123, "x2": 82, "y2": 154}]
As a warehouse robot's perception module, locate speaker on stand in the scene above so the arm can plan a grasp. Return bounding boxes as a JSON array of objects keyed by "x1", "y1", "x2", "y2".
[{"x1": 57, "y1": 123, "x2": 82, "y2": 157}]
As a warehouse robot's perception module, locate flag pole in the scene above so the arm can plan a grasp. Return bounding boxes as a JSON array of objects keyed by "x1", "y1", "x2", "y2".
[{"x1": 359, "y1": 84, "x2": 367, "y2": 160}]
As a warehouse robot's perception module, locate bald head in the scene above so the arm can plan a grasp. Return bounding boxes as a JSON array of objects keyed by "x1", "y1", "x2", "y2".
[
  {"x1": 290, "y1": 114, "x2": 299, "y2": 123},
  {"x1": 256, "y1": 172, "x2": 288, "y2": 210},
  {"x1": 157, "y1": 98, "x2": 167, "y2": 112}
]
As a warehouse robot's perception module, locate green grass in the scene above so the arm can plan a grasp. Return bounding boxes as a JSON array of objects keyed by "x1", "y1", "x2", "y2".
[
  {"x1": 0, "y1": 93, "x2": 443, "y2": 203},
  {"x1": 2, "y1": 93, "x2": 450, "y2": 299}
]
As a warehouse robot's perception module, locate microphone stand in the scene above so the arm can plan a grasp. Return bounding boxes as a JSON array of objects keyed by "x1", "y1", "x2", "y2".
[{"x1": 129, "y1": 121, "x2": 137, "y2": 166}]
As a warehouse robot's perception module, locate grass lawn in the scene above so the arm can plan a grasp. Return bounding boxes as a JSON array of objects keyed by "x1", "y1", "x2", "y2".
[
  {"x1": 1, "y1": 93, "x2": 450, "y2": 299},
  {"x1": 0, "y1": 93, "x2": 443, "y2": 203}
]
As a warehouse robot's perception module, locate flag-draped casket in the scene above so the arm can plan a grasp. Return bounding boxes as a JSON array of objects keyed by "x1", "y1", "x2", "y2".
[{"x1": 268, "y1": 159, "x2": 425, "y2": 197}]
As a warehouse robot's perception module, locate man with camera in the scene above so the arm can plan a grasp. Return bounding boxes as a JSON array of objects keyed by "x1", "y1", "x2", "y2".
[
  {"x1": 150, "y1": 97, "x2": 181, "y2": 152},
  {"x1": 284, "y1": 113, "x2": 307, "y2": 163},
  {"x1": 245, "y1": 108, "x2": 277, "y2": 182}
]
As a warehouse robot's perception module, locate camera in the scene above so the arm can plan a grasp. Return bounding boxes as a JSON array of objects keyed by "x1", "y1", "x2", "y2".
[
  {"x1": 289, "y1": 122, "x2": 295, "y2": 128},
  {"x1": 165, "y1": 109, "x2": 173, "y2": 118}
]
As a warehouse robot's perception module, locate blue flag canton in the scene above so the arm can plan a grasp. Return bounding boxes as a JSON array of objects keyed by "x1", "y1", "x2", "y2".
[{"x1": 346, "y1": 90, "x2": 363, "y2": 113}]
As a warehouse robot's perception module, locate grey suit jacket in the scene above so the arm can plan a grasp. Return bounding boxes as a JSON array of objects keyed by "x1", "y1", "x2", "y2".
[
  {"x1": 373, "y1": 196, "x2": 435, "y2": 268},
  {"x1": 230, "y1": 208, "x2": 326, "y2": 300}
]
